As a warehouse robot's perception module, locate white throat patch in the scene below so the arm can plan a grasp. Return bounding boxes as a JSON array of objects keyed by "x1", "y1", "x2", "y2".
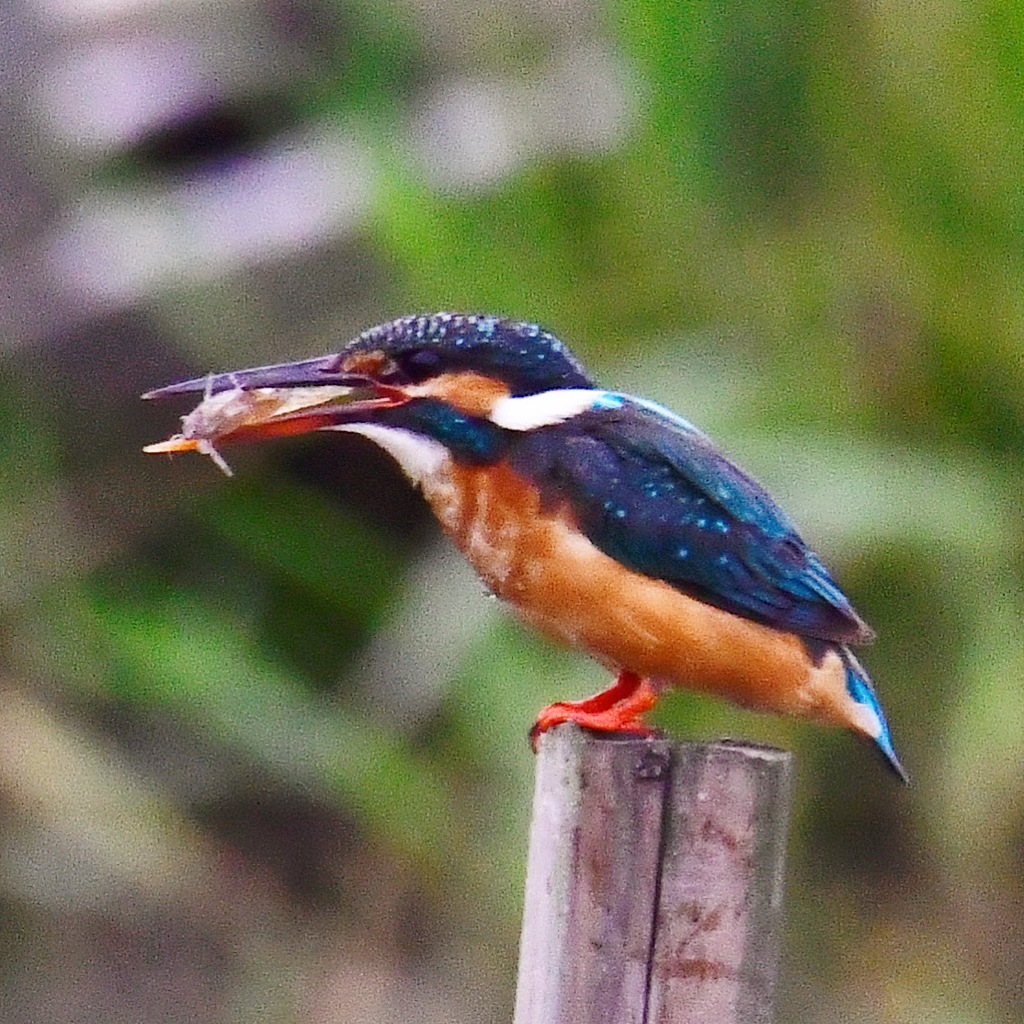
[
  {"x1": 489, "y1": 389, "x2": 615, "y2": 431},
  {"x1": 328, "y1": 423, "x2": 450, "y2": 485}
]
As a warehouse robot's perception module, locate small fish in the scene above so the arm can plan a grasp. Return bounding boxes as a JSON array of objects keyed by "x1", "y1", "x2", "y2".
[{"x1": 143, "y1": 379, "x2": 355, "y2": 475}]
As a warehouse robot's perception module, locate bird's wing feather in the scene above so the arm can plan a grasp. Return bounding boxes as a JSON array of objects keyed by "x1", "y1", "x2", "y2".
[{"x1": 509, "y1": 395, "x2": 872, "y2": 644}]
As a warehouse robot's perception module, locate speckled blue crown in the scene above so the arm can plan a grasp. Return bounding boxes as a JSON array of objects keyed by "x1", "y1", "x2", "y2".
[{"x1": 345, "y1": 313, "x2": 594, "y2": 395}]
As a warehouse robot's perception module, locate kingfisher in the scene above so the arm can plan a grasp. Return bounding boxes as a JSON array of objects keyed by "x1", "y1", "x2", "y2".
[{"x1": 144, "y1": 312, "x2": 906, "y2": 780}]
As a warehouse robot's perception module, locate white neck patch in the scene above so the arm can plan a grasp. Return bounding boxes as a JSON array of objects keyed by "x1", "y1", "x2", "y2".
[
  {"x1": 328, "y1": 423, "x2": 450, "y2": 485},
  {"x1": 489, "y1": 389, "x2": 619, "y2": 431}
]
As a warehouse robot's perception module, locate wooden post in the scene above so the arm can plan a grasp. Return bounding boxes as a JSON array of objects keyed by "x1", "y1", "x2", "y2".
[{"x1": 513, "y1": 724, "x2": 794, "y2": 1024}]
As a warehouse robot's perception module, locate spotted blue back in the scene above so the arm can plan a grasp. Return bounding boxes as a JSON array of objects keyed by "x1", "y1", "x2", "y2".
[{"x1": 508, "y1": 395, "x2": 872, "y2": 644}]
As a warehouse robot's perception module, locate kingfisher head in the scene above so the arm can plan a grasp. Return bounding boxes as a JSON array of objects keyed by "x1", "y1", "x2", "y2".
[
  {"x1": 330, "y1": 313, "x2": 593, "y2": 396},
  {"x1": 144, "y1": 313, "x2": 599, "y2": 468}
]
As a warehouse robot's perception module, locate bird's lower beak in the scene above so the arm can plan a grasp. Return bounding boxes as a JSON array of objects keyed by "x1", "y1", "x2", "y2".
[{"x1": 142, "y1": 356, "x2": 406, "y2": 464}]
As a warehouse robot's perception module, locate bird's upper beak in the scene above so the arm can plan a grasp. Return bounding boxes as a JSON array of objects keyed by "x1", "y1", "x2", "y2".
[
  {"x1": 141, "y1": 354, "x2": 357, "y2": 400},
  {"x1": 142, "y1": 355, "x2": 406, "y2": 462}
]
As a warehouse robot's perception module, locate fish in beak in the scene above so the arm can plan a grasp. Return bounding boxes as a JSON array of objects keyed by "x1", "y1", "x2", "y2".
[{"x1": 142, "y1": 356, "x2": 407, "y2": 475}]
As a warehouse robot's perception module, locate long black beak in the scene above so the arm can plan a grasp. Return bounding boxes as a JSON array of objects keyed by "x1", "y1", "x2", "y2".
[
  {"x1": 142, "y1": 354, "x2": 362, "y2": 400},
  {"x1": 142, "y1": 354, "x2": 407, "y2": 468}
]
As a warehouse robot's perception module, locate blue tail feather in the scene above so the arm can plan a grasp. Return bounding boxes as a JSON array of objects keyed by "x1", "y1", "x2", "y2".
[{"x1": 842, "y1": 651, "x2": 908, "y2": 783}]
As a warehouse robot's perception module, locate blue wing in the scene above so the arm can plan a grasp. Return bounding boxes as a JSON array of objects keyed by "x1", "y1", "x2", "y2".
[{"x1": 509, "y1": 395, "x2": 872, "y2": 644}]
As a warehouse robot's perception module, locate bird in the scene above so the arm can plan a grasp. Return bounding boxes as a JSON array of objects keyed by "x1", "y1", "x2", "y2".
[{"x1": 144, "y1": 312, "x2": 906, "y2": 780}]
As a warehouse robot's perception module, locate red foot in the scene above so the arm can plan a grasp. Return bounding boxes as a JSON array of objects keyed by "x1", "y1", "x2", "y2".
[{"x1": 529, "y1": 671, "x2": 659, "y2": 752}]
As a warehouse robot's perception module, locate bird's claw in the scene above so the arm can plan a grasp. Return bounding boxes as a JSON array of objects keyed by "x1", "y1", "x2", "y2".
[{"x1": 528, "y1": 672, "x2": 659, "y2": 753}]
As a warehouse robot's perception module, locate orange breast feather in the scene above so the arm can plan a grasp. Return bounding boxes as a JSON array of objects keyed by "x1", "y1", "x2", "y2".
[{"x1": 421, "y1": 461, "x2": 854, "y2": 726}]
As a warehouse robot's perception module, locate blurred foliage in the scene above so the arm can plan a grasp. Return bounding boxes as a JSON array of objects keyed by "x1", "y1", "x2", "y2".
[{"x1": 1, "y1": 1, "x2": 1024, "y2": 1022}]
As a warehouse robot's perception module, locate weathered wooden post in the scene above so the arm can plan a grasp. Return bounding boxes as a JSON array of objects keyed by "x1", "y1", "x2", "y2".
[{"x1": 514, "y1": 724, "x2": 794, "y2": 1024}]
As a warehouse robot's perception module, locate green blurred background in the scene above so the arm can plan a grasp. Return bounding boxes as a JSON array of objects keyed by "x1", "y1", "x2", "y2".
[{"x1": 1, "y1": 0, "x2": 1022, "y2": 1021}]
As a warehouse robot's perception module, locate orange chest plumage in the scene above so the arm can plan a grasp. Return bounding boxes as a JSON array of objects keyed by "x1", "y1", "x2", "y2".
[{"x1": 421, "y1": 458, "x2": 852, "y2": 727}]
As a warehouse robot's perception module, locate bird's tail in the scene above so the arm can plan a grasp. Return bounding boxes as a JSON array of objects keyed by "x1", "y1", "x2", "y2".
[{"x1": 841, "y1": 649, "x2": 908, "y2": 783}]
